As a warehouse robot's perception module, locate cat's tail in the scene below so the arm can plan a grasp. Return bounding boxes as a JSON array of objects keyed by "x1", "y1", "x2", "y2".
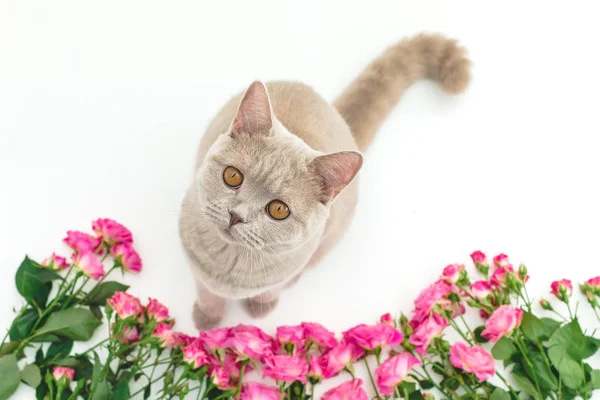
[{"x1": 333, "y1": 33, "x2": 471, "y2": 151}]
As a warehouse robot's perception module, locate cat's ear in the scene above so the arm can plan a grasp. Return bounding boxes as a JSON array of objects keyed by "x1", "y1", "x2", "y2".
[
  {"x1": 309, "y1": 151, "x2": 363, "y2": 203},
  {"x1": 230, "y1": 81, "x2": 273, "y2": 136}
]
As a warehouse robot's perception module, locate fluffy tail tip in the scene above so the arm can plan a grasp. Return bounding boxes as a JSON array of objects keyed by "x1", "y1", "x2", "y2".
[{"x1": 438, "y1": 41, "x2": 472, "y2": 95}]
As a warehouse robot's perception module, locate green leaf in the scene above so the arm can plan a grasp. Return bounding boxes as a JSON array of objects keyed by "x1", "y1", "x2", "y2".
[
  {"x1": 35, "y1": 308, "x2": 102, "y2": 341},
  {"x1": 35, "y1": 349, "x2": 44, "y2": 365},
  {"x1": 30, "y1": 333, "x2": 61, "y2": 343},
  {"x1": 113, "y1": 377, "x2": 130, "y2": 400},
  {"x1": 35, "y1": 382, "x2": 48, "y2": 400},
  {"x1": 9, "y1": 309, "x2": 39, "y2": 341},
  {"x1": 46, "y1": 340, "x2": 73, "y2": 362},
  {"x1": 474, "y1": 326, "x2": 489, "y2": 343},
  {"x1": 86, "y1": 281, "x2": 129, "y2": 306},
  {"x1": 548, "y1": 345, "x2": 585, "y2": 389},
  {"x1": 92, "y1": 380, "x2": 112, "y2": 400},
  {"x1": 73, "y1": 356, "x2": 94, "y2": 380},
  {"x1": 0, "y1": 341, "x2": 20, "y2": 357},
  {"x1": 409, "y1": 391, "x2": 425, "y2": 400},
  {"x1": 512, "y1": 374, "x2": 541, "y2": 400},
  {"x1": 490, "y1": 388, "x2": 511, "y2": 400},
  {"x1": 91, "y1": 352, "x2": 102, "y2": 391},
  {"x1": 0, "y1": 354, "x2": 21, "y2": 400},
  {"x1": 419, "y1": 379, "x2": 434, "y2": 390},
  {"x1": 582, "y1": 369, "x2": 600, "y2": 394},
  {"x1": 547, "y1": 320, "x2": 598, "y2": 361},
  {"x1": 521, "y1": 312, "x2": 560, "y2": 342},
  {"x1": 399, "y1": 381, "x2": 417, "y2": 393},
  {"x1": 15, "y1": 256, "x2": 54, "y2": 308},
  {"x1": 523, "y1": 349, "x2": 558, "y2": 390},
  {"x1": 21, "y1": 364, "x2": 42, "y2": 388},
  {"x1": 442, "y1": 377, "x2": 459, "y2": 390},
  {"x1": 143, "y1": 385, "x2": 151, "y2": 400},
  {"x1": 491, "y1": 337, "x2": 516, "y2": 360},
  {"x1": 89, "y1": 305, "x2": 103, "y2": 320}
]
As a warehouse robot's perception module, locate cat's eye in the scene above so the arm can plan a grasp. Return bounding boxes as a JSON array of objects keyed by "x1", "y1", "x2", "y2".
[
  {"x1": 266, "y1": 200, "x2": 290, "y2": 221},
  {"x1": 223, "y1": 166, "x2": 244, "y2": 188}
]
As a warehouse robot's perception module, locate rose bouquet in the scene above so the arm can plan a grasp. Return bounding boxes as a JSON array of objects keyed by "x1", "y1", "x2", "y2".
[{"x1": 1, "y1": 220, "x2": 600, "y2": 400}]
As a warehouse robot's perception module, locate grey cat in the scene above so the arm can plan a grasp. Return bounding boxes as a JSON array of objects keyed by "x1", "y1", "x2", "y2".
[{"x1": 179, "y1": 33, "x2": 471, "y2": 329}]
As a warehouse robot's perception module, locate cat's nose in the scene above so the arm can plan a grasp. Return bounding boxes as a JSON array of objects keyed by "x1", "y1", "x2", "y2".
[{"x1": 228, "y1": 210, "x2": 245, "y2": 227}]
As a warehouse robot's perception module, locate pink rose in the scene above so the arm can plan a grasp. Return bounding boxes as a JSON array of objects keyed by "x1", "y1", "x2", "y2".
[
  {"x1": 182, "y1": 339, "x2": 210, "y2": 369},
  {"x1": 409, "y1": 314, "x2": 448, "y2": 355},
  {"x1": 152, "y1": 322, "x2": 176, "y2": 347},
  {"x1": 119, "y1": 325, "x2": 140, "y2": 344},
  {"x1": 211, "y1": 367, "x2": 233, "y2": 390},
  {"x1": 240, "y1": 382, "x2": 281, "y2": 400},
  {"x1": 470, "y1": 250, "x2": 488, "y2": 265},
  {"x1": 42, "y1": 253, "x2": 70, "y2": 270},
  {"x1": 375, "y1": 353, "x2": 422, "y2": 396},
  {"x1": 482, "y1": 305, "x2": 523, "y2": 342},
  {"x1": 107, "y1": 291, "x2": 143, "y2": 319},
  {"x1": 442, "y1": 264, "x2": 466, "y2": 284},
  {"x1": 322, "y1": 378, "x2": 368, "y2": 400},
  {"x1": 320, "y1": 341, "x2": 365, "y2": 378},
  {"x1": 343, "y1": 324, "x2": 403, "y2": 351},
  {"x1": 550, "y1": 279, "x2": 573, "y2": 300},
  {"x1": 201, "y1": 327, "x2": 231, "y2": 352},
  {"x1": 412, "y1": 280, "x2": 455, "y2": 324},
  {"x1": 263, "y1": 355, "x2": 308, "y2": 383},
  {"x1": 223, "y1": 352, "x2": 252, "y2": 380},
  {"x1": 276, "y1": 325, "x2": 305, "y2": 354},
  {"x1": 227, "y1": 329, "x2": 272, "y2": 360},
  {"x1": 64, "y1": 231, "x2": 103, "y2": 254},
  {"x1": 490, "y1": 265, "x2": 516, "y2": 288},
  {"x1": 470, "y1": 281, "x2": 492, "y2": 300},
  {"x1": 301, "y1": 322, "x2": 338, "y2": 350},
  {"x1": 92, "y1": 218, "x2": 133, "y2": 245},
  {"x1": 74, "y1": 251, "x2": 105, "y2": 280},
  {"x1": 380, "y1": 313, "x2": 395, "y2": 327},
  {"x1": 146, "y1": 298, "x2": 170, "y2": 322},
  {"x1": 110, "y1": 243, "x2": 142, "y2": 273},
  {"x1": 307, "y1": 355, "x2": 324, "y2": 382},
  {"x1": 587, "y1": 276, "x2": 600, "y2": 289},
  {"x1": 449, "y1": 342, "x2": 495, "y2": 382},
  {"x1": 493, "y1": 253, "x2": 510, "y2": 268},
  {"x1": 53, "y1": 367, "x2": 75, "y2": 383}
]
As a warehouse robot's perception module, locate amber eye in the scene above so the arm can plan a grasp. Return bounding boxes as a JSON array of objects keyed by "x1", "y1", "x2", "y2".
[
  {"x1": 223, "y1": 166, "x2": 244, "y2": 188},
  {"x1": 267, "y1": 200, "x2": 290, "y2": 221}
]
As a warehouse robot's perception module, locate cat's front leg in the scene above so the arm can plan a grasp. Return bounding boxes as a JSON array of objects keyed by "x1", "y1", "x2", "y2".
[
  {"x1": 193, "y1": 279, "x2": 226, "y2": 331},
  {"x1": 242, "y1": 289, "x2": 280, "y2": 318}
]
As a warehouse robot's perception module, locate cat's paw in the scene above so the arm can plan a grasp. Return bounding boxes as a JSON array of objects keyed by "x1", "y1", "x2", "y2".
[
  {"x1": 192, "y1": 302, "x2": 223, "y2": 331},
  {"x1": 242, "y1": 297, "x2": 279, "y2": 318}
]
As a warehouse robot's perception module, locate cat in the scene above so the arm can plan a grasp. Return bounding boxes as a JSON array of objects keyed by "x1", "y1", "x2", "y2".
[{"x1": 179, "y1": 33, "x2": 471, "y2": 330}]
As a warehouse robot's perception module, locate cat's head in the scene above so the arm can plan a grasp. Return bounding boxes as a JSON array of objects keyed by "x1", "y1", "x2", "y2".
[{"x1": 197, "y1": 81, "x2": 362, "y2": 251}]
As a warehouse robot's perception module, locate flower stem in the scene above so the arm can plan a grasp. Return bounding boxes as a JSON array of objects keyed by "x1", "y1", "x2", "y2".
[
  {"x1": 459, "y1": 314, "x2": 476, "y2": 342},
  {"x1": 566, "y1": 302, "x2": 574, "y2": 320},
  {"x1": 236, "y1": 360, "x2": 249, "y2": 400},
  {"x1": 495, "y1": 371, "x2": 519, "y2": 399},
  {"x1": 416, "y1": 357, "x2": 451, "y2": 398},
  {"x1": 364, "y1": 358, "x2": 382, "y2": 399},
  {"x1": 515, "y1": 337, "x2": 544, "y2": 399},
  {"x1": 449, "y1": 319, "x2": 473, "y2": 345}
]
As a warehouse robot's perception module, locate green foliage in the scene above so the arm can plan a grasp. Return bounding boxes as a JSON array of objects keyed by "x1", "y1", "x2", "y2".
[
  {"x1": 21, "y1": 364, "x2": 42, "y2": 388},
  {"x1": 85, "y1": 281, "x2": 129, "y2": 306},
  {"x1": 15, "y1": 257, "x2": 60, "y2": 309},
  {"x1": 36, "y1": 308, "x2": 102, "y2": 341},
  {"x1": 0, "y1": 354, "x2": 21, "y2": 400},
  {"x1": 520, "y1": 312, "x2": 560, "y2": 342},
  {"x1": 546, "y1": 319, "x2": 598, "y2": 390},
  {"x1": 491, "y1": 337, "x2": 516, "y2": 360}
]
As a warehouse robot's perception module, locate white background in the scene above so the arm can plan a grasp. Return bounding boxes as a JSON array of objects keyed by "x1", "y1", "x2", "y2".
[{"x1": 2, "y1": 1, "x2": 600, "y2": 398}]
